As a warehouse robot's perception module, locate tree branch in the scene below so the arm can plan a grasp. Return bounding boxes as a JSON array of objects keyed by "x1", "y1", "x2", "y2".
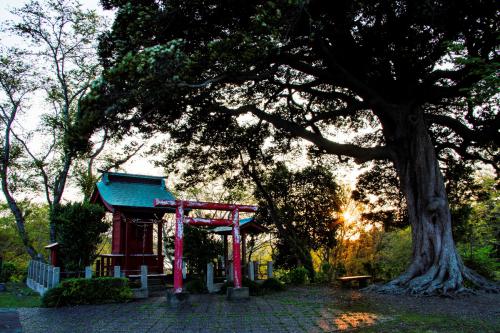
[{"x1": 229, "y1": 105, "x2": 391, "y2": 163}]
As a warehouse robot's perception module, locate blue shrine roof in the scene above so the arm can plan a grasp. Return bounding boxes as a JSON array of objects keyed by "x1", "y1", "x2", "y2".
[
  {"x1": 93, "y1": 171, "x2": 175, "y2": 214},
  {"x1": 211, "y1": 217, "x2": 267, "y2": 235}
]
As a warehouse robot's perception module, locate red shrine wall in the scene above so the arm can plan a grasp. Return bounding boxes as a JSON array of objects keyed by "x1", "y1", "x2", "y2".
[
  {"x1": 109, "y1": 211, "x2": 162, "y2": 274},
  {"x1": 111, "y1": 211, "x2": 154, "y2": 255},
  {"x1": 112, "y1": 211, "x2": 122, "y2": 253},
  {"x1": 127, "y1": 223, "x2": 154, "y2": 254}
]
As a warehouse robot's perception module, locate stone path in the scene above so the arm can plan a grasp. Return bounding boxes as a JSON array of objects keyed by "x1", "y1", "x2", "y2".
[
  {"x1": 14, "y1": 287, "x2": 385, "y2": 333},
  {"x1": 0, "y1": 309, "x2": 22, "y2": 333}
]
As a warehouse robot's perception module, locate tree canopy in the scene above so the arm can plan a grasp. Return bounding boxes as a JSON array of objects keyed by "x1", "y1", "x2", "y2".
[{"x1": 82, "y1": 0, "x2": 499, "y2": 294}]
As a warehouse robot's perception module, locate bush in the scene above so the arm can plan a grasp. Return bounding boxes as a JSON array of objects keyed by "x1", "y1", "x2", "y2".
[
  {"x1": 372, "y1": 227, "x2": 412, "y2": 281},
  {"x1": 218, "y1": 277, "x2": 262, "y2": 296},
  {"x1": 273, "y1": 268, "x2": 291, "y2": 284},
  {"x1": 459, "y1": 245, "x2": 499, "y2": 280},
  {"x1": 315, "y1": 262, "x2": 334, "y2": 283},
  {"x1": 184, "y1": 278, "x2": 207, "y2": 293},
  {"x1": 0, "y1": 262, "x2": 25, "y2": 283},
  {"x1": 41, "y1": 277, "x2": 133, "y2": 307},
  {"x1": 261, "y1": 278, "x2": 286, "y2": 292},
  {"x1": 51, "y1": 202, "x2": 108, "y2": 272},
  {"x1": 288, "y1": 267, "x2": 309, "y2": 285}
]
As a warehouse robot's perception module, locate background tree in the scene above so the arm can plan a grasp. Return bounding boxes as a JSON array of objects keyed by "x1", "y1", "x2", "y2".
[
  {"x1": 0, "y1": 203, "x2": 49, "y2": 268},
  {"x1": 254, "y1": 163, "x2": 340, "y2": 279},
  {"x1": 0, "y1": 0, "x2": 143, "y2": 260},
  {"x1": 84, "y1": 0, "x2": 499, "y2": 294},
  {"x1": 0, "y1": 0, "x2": 104, "y2": 245},
  {"x1": 51, "y1": 202, "x2": 108, "y2": 274},
  {"x1": 182, "y1": 225, "x2": 223, "y2": 277},
  {"x1": 0, "y1": 49, "x2": 39, "y2": 258}
]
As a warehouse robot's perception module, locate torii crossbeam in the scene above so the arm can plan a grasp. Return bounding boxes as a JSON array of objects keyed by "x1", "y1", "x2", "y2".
[{"x1": 153, "y1": 199, "x2": 258, "y2": 293}]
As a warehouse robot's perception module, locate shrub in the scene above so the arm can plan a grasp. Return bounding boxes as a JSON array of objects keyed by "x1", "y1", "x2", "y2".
[
  {"x1": 273, "y1": 268, "x2": 291, "y2": 284},
  {"x1": 288, "y1": 267, "x2": 309, "y2": 285},
  {"x1": 184, "y1": 278, "x2": 207, "y2": 293},
  {"x1": 51, "y1": 202, "x2": 108, "y2": 273},
  {"x1": 218, "y1": 277, "x2": 262, "y2": 296},
  {"x1": 315, "y1": 262, "x2": 334, "y2": 283},
  {"x1": 261, "y1": 278, "x2": 286, "y2": 292},
  {"x1": 372, "y1": 227, "x2": 412, "y2": 281},
  {"x1": 459, "y1": 245, "x2": 499, "y2": 280},
  {"x1": 41, "y1": 277, "x2": 132, "y2": 307},
  {"x1": 0, "y1": 262, "x2": 25, "y2": 283}
]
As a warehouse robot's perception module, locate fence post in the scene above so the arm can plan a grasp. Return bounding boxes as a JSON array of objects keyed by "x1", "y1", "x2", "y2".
[
  {"x1": 228, "y1": 262, "x2": 234, "y2": 282},
  {"x1": 52, "y1": 267, "x2": 60, "y2": 287},
  {"x1": 114, "y1": 266, "x2": 121, "y2": 278},
  {"x1": 44, "y1": 264, "x2": 50, "y2": 292},
  {"x1": 253, "y1": 261, "x2": 259, "y2": 280},
  {"x1": 47, "y1": 265, "x2": 53, "y2": 288},
  {"x1": 267, "y1": 261, "x2": 274, "y2": 279},
  {"x1": 26, "y1": 260, "x2": 32, "y2": 289},
  {"x1": 248, "y1": 261, "x2": 255, "y2": 281},
  {"x1": 33, "y1": 261, "x2": 39, "y2": 290},
  {"x1": 85, "y1": 266, "x2": 92, "y2": 279},
  {"x1": 41, "y1": 263, "x2": 47, "y2": 293},
  {"x1": 206, "y1": 263, "x2": 214, "y2": 293},
  {"x1": 140, "y1": 265, "x2": 148, "y2": 289},
  {"x1": 182, "y1": 261, "x2": 187, "y2": 279}
]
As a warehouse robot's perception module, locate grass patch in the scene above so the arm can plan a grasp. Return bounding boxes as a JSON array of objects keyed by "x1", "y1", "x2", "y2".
[
  {"x1": 0, "y1": 282, "x2": 41, "y2": 308},
  {"x1": 358, "y1": 312, "x2": 499, "y2": 332}
]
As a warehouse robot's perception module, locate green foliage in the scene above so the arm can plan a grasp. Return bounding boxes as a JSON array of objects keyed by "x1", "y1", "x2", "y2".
[
  {"x1": 183, "y1": 225, "x2": 223, "y2": 276},
  {"x1": 184, "y1": 278, "x2": 207, "y2": 294},
  {"x1": 0, "y1": 282, "x2": 41, "y2": 308},
  {"x1": 51, "y1": 202, "x2": 108, "y2": 273},
  {"x1": 459, "y1": 245, "x2": 499, "y2": 281},
  {"x1": 255, "y1": 163, "x2": 340, "y2": 279},
  {"x1": 372, "y1": 228, "x2": 412, "y2": 281},
  {"x1": 0, "y1": 203, "x2": 50, "y2": 268},
  {"x1": 261, "y1": 277, "x2": 286, "y2": 292},
  {"x1": 287, "y1": 267, "x2": 309, "y2": 285},
  {"x1": 41, "y1": 277, "x2": 132, "y2": 307},
  {"x1": 218, "y1": 277, "x2": 262, "y2": 296},
  {"x1": 315, "y1": 262, "x2": 334, "y2": 284},
  {"x1": 0, "y1": 262, "x2": 25, "y2": 283}
]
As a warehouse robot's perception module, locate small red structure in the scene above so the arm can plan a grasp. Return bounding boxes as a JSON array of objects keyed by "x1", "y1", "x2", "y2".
[
  {"x1": 91, "y1": 172, "x2": 176, "y2": 276},
  {"x1": 92, "y1": 171, "x2": 260, "y2": 295},
  {"x1": 44, "y1": 243, "x2": 59, "y2": 266},
  {"x1": 154, "y1": 199, "x2": 258, "y2": 293}
]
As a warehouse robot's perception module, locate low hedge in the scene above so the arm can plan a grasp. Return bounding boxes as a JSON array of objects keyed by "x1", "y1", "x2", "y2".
[
  {"x1": 261, "y1": 277, "x2": 286, "y2": 292},
  {"x1": 41, "y1": 277, "x2": 133, "y2": 307},
  {"x1": 219, "y1": 277, "x2": 286, "y2": 296}
]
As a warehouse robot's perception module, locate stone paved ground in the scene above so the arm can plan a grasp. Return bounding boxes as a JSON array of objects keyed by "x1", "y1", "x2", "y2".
[
  {"x1": 16, "y1": 286, "x2": 386, "y2": 333},
  {"x1": 11, "y1": 285, "x2": 500, "y2": 332},
  {"x1": 0, "y1": 309, "x2": 22, "y2": 333}
]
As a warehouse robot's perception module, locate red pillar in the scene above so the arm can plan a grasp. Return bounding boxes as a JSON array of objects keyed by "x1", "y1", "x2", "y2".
[
  {"x1": 124, "y1": 218, "x2": 129, "y2": 275},
  {"x1": 173, "y1": 203, "x2": 184, "y2": 293},
  {"x1": 157, "y1": 221, "x2": 163, "y2": 274},
  {"x1": 231, "y1": 209, "x2": 242, "y2": 288},
  {"x1": 242, "y1": 233, "x2": 247, "y2": 266},
  {"x1": 111, "y1": 211, "x2": 122, "y2": 253}
]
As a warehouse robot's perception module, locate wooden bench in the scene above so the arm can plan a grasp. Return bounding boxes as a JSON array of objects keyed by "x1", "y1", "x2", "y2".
[{"x1": 337, "y1": 275, "x2": 372, "y2": 288}]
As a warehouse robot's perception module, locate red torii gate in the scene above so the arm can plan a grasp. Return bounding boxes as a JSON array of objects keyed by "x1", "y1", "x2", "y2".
[{"x1": 153, "y1": 199, "x2": 258, "y2": 293}]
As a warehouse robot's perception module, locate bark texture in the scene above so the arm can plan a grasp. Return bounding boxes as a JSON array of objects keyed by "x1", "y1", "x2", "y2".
[{"x1": 371, "y1": 109, "x2": 498, "y2": 295}]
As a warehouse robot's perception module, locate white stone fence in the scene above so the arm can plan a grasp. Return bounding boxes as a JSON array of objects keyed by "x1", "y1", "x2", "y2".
[
  {"x1": 27, "y1": 261, "x2": 149, "y2": 298},
  {"x1": 26, "y1": 259, "x2": 60, "y2": 296}
]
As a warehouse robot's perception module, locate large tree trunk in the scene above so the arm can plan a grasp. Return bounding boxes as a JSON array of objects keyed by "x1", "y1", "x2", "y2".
[{"x1": 375, "y1": 109, "x2": 497, "y2": 295}]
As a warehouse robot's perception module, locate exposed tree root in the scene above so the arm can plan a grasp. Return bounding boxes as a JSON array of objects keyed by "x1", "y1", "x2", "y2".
[{"x1": 364, "y1": 266, "x2": 500, "y2": 296}]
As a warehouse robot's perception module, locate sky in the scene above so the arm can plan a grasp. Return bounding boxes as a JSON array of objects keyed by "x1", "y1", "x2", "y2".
[
  {"x1": 0, "y1": 0, "x2": 167, "y2": 203},
  {"x1": 0, "y1": 0, "x2": 365, "y2": 204}
]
